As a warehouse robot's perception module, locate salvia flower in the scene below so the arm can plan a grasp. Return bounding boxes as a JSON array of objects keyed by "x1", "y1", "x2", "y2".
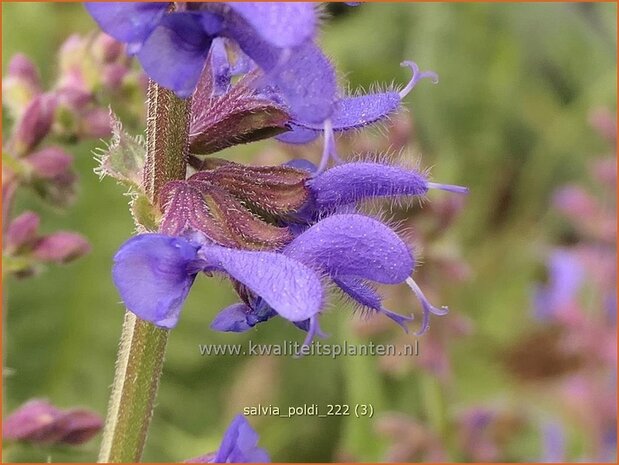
[
  {"x1": 277, "y1": 61, "x2": 437, "y2": 148},
  {"x1": 185, "y1": 414, "x2": 269, "y2": 463},
  {"x1": 112, "y1": 232, "x2": 323, "y2": 329},
  {"x1": 3, "y1": 399, "x2": 103, "y2": 446},
  {"x1": 191, "y1": 45, "x2": 437, "y2": 172},
  {"x1": 110, "y1": 148, "x2": 467, "y2": 338},
  {"x1": 211, "y1": 213, "x2": 421, "y2": 343},
  {"x1": 85, "y1": 2, "x2": 336, "y2": 124}
]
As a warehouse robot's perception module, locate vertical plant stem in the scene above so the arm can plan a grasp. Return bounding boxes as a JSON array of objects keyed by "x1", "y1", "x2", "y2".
[{"x1": 98, "y1": 82, "x2": 191, "y2": 463}]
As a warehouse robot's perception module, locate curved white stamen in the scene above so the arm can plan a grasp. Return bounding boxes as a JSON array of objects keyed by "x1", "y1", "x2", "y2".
[
  {"x1": 427, "y1": 182, "x2": 470, "y2": 195},
  {"x1": 399, "y1": 61, "x2": 439, "y2": 99},
  {"x1": 406, "y1": 276, "x2": 448, "y2": 336},
  {"x1": 406, "y1": 277, "x2": 449, "y2": 315}
]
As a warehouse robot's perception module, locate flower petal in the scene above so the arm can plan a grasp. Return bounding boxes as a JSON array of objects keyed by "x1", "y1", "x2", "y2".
[
  {"x1": 201, "y1": 246, "x2": 323, "y2": 322},
  {"x1": 334, "y1": 276, "x2": 413, "y2": 331},
  {"x1": 276, "y1": 125, "x2": 319, "y2": 144},
  {"x1": 284, "y1": 214, "x2": 414, "y2": 284},
  {"x1": 308, "y1": 162, "x2": 429, "y2": 210},
  {"x1": 271, "y1": 41, "x2": 337, "y2": 123},
  {"x1": 214, "y1": 415, "x2": 270, "y2": 463},
  {"x1": 217, "y1": 8, "x2": 335, "y2": 123},
  {"x1": 210, "y1": 300, "x2": 278, "y2": 333},
  {"x1": 137, "y1": 13, "x2": 218, "y2": 98},
  {"x1": 85, "y1": 2, "x2": 168, "y2": 45},
  {"x1": 210, "y1": 303, "x2": 254, "y2": 333},
  {"x1": 209, "y1": 37, "x2": 232, "y2": 96},
  {"x1": 298, "y1": 92, "x2": 401, "y2": 131},
  {"x1": 112, "y1": 234, "x2": 200, "y2": 328},
  {"x1": 333, "y1": 276, "x2": 382, "y2": 309},
  {"x1": 225, "y1": 2, "x2": 316, "y2": 48}
]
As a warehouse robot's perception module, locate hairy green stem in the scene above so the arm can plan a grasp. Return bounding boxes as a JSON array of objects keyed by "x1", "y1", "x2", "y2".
[{"x1": 98, "y1": 82, "x2": 191, "y2": 463}]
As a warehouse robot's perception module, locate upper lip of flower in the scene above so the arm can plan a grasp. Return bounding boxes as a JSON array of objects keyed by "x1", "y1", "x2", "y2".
[{"x1": 85, "y1": 2, "x2": 336, "y2": 122}]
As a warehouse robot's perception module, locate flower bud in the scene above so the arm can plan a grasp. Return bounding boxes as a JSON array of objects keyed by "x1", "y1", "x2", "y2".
[
  {"x1": 3, "y1": 399, "x2": 103, "y2": 446},
  {"x1": 32, "y1": 232, "x2": 91, "y2": 264},
  {"x1": 5, "y1": 211, "x2": 40, "y2": 254},
  {"x1": 58, "y1": 34, "x2": 99, "y2": 93},
  {"x1": 3, "y1": 399, "x2": 64, "y2": 444},
  {"x1": 57, "y1": 409, "x2": 104, "y2": 445},
  {"x1": 11, "y1": 93, "x2": 56, "y2": 157},
  {"x1": 24, "y1": 146, "x2": 77, "y2": 206},
  {"x1": 80, "y1": 107, "x2": 112, "y2": 138},
  {"x1": 26, "y1": 146, "x2": 73, "y2": 178},
  {"x1": 2, "y1": 54, "x2": 41, "y2": 118}
]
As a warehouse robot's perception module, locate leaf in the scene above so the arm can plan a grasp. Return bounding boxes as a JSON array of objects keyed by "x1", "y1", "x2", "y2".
[
  {"x1": 130, "y1": 193, "x2": 159, "y2": 232},
  {"x1": 94, "y1": 111, "x2": 146, "y2": 189}
]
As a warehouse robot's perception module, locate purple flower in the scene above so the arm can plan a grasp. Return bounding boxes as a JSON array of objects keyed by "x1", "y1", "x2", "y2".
[
  {"x1": 277, "y1": 61, "x2": 438, "y2": 171},
  {"x1": 211, "y1": 213, "x2": 447, "y2": 341},
  {"x1": 85, "y1": 2, "x2": 335, "y2": 123},
  {"x1": 112, "y1": 234, "x2": 201, "y2": 328},
  {"x1": 291, "y1": 159, "x2": 468, "y2": 220},
  {"x1": 278, "y1": 61, "x2": 437, "y2": 141},
  {"x1": 186, "y1": 414, "x2": 269, "y2": 463},
  {"x1": 113, "y1": 213, "x2": 421, "y2": 339},
  {"x1": 112, "y1": 233, "x2": 323, "y2": 329}
]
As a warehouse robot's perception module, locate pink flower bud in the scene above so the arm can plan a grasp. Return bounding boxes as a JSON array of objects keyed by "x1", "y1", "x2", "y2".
[
  {"x1": 32, "y1": 232, "x2": 90, "y2": 264},
  {"x1": 80, "y1": 107, "x2": 112, "y2": 138},
  {"x1": 8, "y1": 54, "x2": 41, "y2": 90},
  {"x1": 26, "y1": 146, "x2": 73, "y2": 179},
  {"x1": 11, "y1": 93, "x2": 57, "y2": 157},
  {"x1": 3, "y1": 399, "x2": 65, "y2": 444},
  {"x1": 2, "y1": 54, "x2": 42, "y2": 118},
  {"x1": 57, "y1": 86, "x2": 93, "y2": 111},
  {"x1": 24, "y1": 146, "x2": 76, "y2": 206},
  {"x1": 6, "y1": 211, "x2": 40, "y2": 253},
  {"x1": 57, "y1": 409, "x2": 104, "y2": 445},
  {"x1": 3, "y1": 399, "x2": 103, "y2": 446}
]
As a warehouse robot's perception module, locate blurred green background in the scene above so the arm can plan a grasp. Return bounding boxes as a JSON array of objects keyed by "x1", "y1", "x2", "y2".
[{"x1": 2, "y1": 2, "x2": 616, "y2": 462}]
